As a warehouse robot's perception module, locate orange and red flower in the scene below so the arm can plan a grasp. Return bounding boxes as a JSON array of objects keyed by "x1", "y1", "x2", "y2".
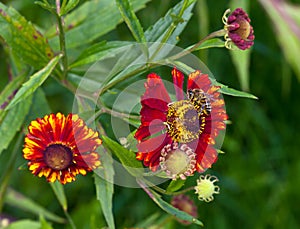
[
  {"x1": 23, "y1": 113, "x2": 102, "y2": 184},
  {"x1": 135, "y1": 68, "x2": 227, "y2": 178}
]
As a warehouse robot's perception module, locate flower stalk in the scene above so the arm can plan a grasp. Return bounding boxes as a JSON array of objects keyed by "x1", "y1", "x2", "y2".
[{"x1": 55, "y1": 0, "x2": 68, "y2": 81}]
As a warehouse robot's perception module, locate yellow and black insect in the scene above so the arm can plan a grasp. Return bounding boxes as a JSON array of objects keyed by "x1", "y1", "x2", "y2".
[{"x1": 187, "y1": 89, "x2": 212, "y2": 115}]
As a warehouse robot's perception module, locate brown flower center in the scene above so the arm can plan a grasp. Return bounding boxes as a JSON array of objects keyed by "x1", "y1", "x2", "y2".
[
  {"x1": 234, "y1": 18, "x2": 251, "y2": 40},
  {"x1": 166, "y1": 100, "x2": 205, "y2": 143},
  {"x1": 44, "y1": 144, "x2": 73, "y2": 170}
]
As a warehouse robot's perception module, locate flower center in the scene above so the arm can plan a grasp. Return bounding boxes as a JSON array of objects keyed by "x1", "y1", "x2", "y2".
[
  {"x1": 44, "y1": 144, "x2": 73, "y2": 170},
  {"x1": 159, "y1": 143, "x2": 196, "y2": 180},
  {"x1": 234, "y1": 18, "x2": 251, "y2": 40},
  {"x1": 166, "y1": 100, "x2": 205, "y2": 143}
]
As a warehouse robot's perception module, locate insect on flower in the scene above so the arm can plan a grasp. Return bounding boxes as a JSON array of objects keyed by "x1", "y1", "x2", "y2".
[{"x1": 187, "y1": 88, "x2": 212, "y2": 116}]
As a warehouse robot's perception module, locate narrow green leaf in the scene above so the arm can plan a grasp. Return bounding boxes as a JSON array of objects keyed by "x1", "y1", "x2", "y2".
[
  {"x1": 5, "y1": 54, "x2": 62, "y2": 110},
  {"x1": 69, "y1": 41, "x2": 132, "y2": 68},
  {"x1": 95, "y1": 148, "x2": 115, "y2": 229},
  {"x1": 50, "y1": 182, "x2": 67, "y2": 211},
  {"x1": 138, "y1": 179, "x2": 203, "y2": 226},
  {"x1": 0, "y1": 73, "x2": 26, "y2": 109},
  {"x1": 25, "y1": 88, "x2": 51, "y2": 127},
  {"x1": 6, "y1": 220, "x2": 41, "y2": 229},
  {"x1": 116, "y1": 0, "x2": 146, "y2": 42},
  {"x1": 0, "y1": 96, "x2": 32, "y2": 156},
  {"x1": 5, "y1": 188, "x2": 65, "y2": 223},
  {"x1": 218, "y1": 85, "x2": 258, "y2": 99},
  {"x1": 166, "y1": 179, "x2": 186, "y2": 192},
  {"x1": 47, "y1": 0, "x2": 151, "y2": 49},
  {"x1": 60, "y1": 0, "x2": 80, "y2": 15},
  {"x1": 102, "y1": 135, "x2": 143, "y2": 177},
  {"x1": 40, "y1": 216, "x2": 54, "y2": 229},
  {"x1": 0, "y1": 3, "x2": 54, "y2": 69},
  {"x1": 145, "y1": 0, "x2": 196, "y2": 44}
]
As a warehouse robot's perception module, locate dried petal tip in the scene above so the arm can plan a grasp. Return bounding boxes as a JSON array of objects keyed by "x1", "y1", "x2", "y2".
[
  {"x1": 222, "y1": 8, "x2": 255, "y2": 50},
  {"x1": 194, "y1": 174, "x2": 220, "y2": 202},
  {"x1": 171, "y1": 194, "x2": 198, "y2": 225}
]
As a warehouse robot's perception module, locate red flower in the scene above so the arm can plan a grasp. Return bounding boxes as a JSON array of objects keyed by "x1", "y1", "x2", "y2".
[
  {"x1": 135, "y1": 68, "x2": 227, "y2": 178},
  {"x1": 23, "y1": 113, "x2": 102, "y2": 184},
  {"x1": 223, "y1": 8, "x2": 255, "y2": 50}
]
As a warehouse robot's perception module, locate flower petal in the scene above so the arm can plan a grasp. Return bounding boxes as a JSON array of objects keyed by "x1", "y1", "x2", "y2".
[
  {"x1": 187, "y1": 70, "x2": 211, "y2": 92},
  {"x1": 172, "y1": 67, "x2": 185, "y2": 100},
  {"x1": 141, "y1": 73, "x2": 171, "y2": 111}
]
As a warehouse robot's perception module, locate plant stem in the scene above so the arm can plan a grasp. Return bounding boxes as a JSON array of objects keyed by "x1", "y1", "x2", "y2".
[
  {"x1": 64, "y1": 209, "x2": 76, "y2": 229},
  {"x1": 0, "y1": 133, "x2": 23, "y2": 212},
  {"x1": 168, "y1": 29, "x2": 226, "y2": 61},
  {"x1": 55, "y1": 0, "x2": 68, "y2": 81}
]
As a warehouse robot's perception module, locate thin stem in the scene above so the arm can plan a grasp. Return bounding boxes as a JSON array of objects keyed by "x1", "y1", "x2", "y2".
[
  {"x1": 99, "y1": 64, "x2": 150, "y2": 96},
  {"x1": 149, "y1": 0, "x2": 190, "y2": 61},
  {"x1": 141, "y1": 178, "x2": 195, "y2": 196},
  {"x1": 64, "y1": 209, "x2": 76, "y2": 229},
  {"x1": 168, "y1": 29, "x2": 226, "y2": 61},
  {"x1": 55, "y1": 0, "x2": 68, "y2": 81},
  {"x1": 0, "y1": 133, "x2": 23, "y2": 212}
]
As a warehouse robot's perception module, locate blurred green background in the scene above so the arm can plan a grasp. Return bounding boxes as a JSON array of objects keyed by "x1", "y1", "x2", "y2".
[{"x1": 1, "y1": 0, "x2": 300, "y2": 228}]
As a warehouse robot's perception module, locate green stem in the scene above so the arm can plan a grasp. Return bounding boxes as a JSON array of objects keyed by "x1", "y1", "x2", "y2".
[
  {"x1": 141, "y1": 178, "x2": 195, "y2": 196},
  {"x1": 0, "y1": 133, "x2": 23, "y2": 212},
  {"x1": 55, "y1": 0, "x2": 68, "y2": 81},
  {"x1": 99, "y1": 64, "x2": 150, "y2": 96},
  {"x1": 168, "y1": 29, "x2": 226, "y2": 61},
  {"x1": 64, "y1": 209, "x2": 76, "y2": 229},
  {"x1": 149, "y1": 0, "x2": 190, "y2": 61}
]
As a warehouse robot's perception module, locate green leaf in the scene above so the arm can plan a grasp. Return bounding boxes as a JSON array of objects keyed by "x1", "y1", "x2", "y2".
[
  {"x1": 166, "y1": 179, "x2": 186, "y2": 192},
  {"x1": 5, "y1": 54, "x2": 62, "y2": 110},
  {"x1": 95, "y1": 148, "x2": 115, "y2": 229},
  {"x1": 25, "y1": 88, "x2": 51, "y2": 127},
  {"x1": 138, "y1": 179, "x2": 203, "y2": 226},
  {"x1": 260, "y1": 0, "x2": 300, "y2": 81},
  {"x1": 40, "y1": 216, "x2": 54, "y2": 229},
  {"x1": 0, "y1": 3, "x2": 54, "y2": 69},
  {"x1": 102, "y1": 135, "x2": 143, "y2": 177},
  {"x1": 47, "y1": 0, "x2": 151, "y2": 49},
  {"x1": 145, "y1": 0, "x2": 196, "y2": 44},
  {"x1": 192, "y1": 38, "x2": 225, "y2": 50},
  {"x1": 69, "y1": 41, "x2": 132, "y2": 68},
  {"x1": 5, "y1": 188, "x2": 65, "y2": 223},
  {"x1": 218, "y1": 84, "x2": 258, "y2": 99},
  {"x1": 0, "y1": 96, "x2": 32, "y2": 156},
  {"x1": 60, "y1": 0, "x2": 80, "y2": 15},
  {"x1": 116, "y1": 0, "x2": 146, "y2": 42},
  {"x1": 0, "y1": 73, "x2": 26, "y2": 109},
  {"x1": 6, "y1": 220, "x2": 41, "y2": 229},
  {"x1": 50, "y1": 182, "x2": 68, "y2": 211}
]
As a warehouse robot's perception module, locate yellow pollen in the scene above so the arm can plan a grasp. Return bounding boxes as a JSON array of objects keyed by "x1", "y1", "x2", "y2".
[{"x1": 166, "y1": 100, "x2": 205, "y2": 143}]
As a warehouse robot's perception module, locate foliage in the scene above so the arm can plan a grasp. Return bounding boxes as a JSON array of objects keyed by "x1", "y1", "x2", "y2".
[{"x1": 0, "y1": 0, "x2": 300, "y2": 228}]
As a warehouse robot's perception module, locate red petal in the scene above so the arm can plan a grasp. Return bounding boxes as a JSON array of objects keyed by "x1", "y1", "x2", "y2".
[
  {"x1": 136, "y1": 134, "x2": 172, "y2": 171},
  {"x1": 172, "y1": 67, "x2": 185, "y2": 100},
  {"x1": 187, "y1": 70, "x2": 211, "y2": 92},
  {"x1": 140, "y1": 105, "x2": 167, "y2": 124},
  {"x1": 141, "y1": 73, "x2": 171, "y2": 112},
  {"x1": 188, "y1": 138, "x2": 217, "y2": 173},
  {"x1": 135, "y1": 121, "x2": 165, "y2": 141}
]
